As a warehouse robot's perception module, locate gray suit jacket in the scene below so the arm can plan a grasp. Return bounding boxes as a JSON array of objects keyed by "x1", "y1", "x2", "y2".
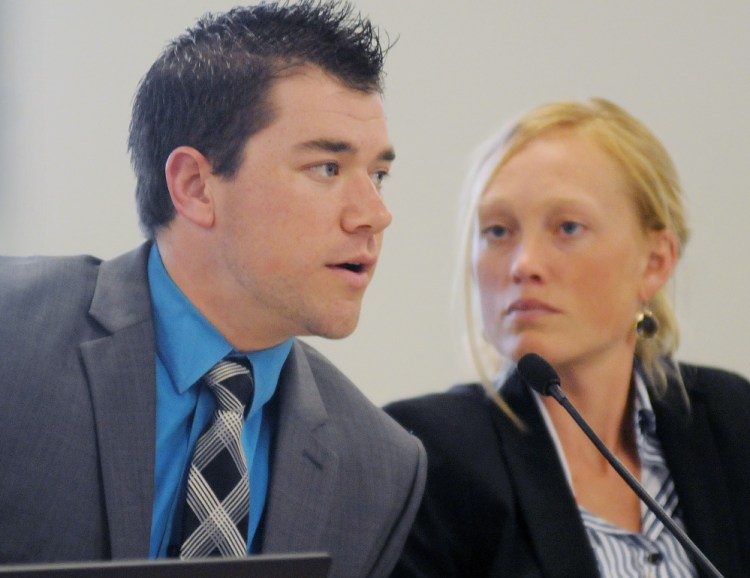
[{"x1": 0, "y1": 244, "x2": 426, "y2": 578}]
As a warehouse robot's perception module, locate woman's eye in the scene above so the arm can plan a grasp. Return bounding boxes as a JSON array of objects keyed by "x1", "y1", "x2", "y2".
[
  {"x1": 482, "y1": 225, "x2": 508, "y2": 238},
  {"x1": 310, "y1": 162, "x2": 339, "y2": 177},
  {"x1": 560, "y1": 221, "x2": 582, "y2": 235}
]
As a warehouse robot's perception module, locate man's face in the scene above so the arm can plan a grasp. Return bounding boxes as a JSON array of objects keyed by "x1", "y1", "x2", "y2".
[{"x1": 206, "y1": 67, "x2": 394, "y2": 348}]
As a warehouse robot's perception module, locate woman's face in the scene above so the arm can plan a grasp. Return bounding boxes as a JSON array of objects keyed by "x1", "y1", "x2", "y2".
[{"x1": 473, "y1": 130, "x2": 663, "y2": 372}]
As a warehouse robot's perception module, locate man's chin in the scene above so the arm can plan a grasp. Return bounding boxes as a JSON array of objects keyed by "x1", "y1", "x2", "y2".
[{"x1": 306, "y1": 313, "x2": 361, "y2": 341}]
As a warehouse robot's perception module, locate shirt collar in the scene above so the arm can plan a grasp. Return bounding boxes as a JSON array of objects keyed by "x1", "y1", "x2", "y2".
[
  {"x1": 147, "y1": 243, "x2": 292, "y2": 398},
  {"x1": 633, "y1": 372, "x2": 657, "y2": 438}
]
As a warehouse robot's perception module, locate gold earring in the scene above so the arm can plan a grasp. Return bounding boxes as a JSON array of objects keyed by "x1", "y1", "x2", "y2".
[{"x1": 635, "y1": 309, "x2": 659, "y2": 339}]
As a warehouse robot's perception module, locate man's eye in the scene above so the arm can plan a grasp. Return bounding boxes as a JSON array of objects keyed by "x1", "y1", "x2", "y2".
[
  {"x1": 310, "y1": 162, "x2": 339, "y2": 177},
  {"x1": 371, "y1": 170, "x2": 389, "y2": 187}
]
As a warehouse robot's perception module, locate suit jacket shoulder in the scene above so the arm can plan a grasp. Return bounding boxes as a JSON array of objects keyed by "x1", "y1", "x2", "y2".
[
  {"x1": 262, "y1": 340, "x2": 426, "y2": 578},
  {"x1": 0, "y1": 253, "x2": 103, "y2": 337}
]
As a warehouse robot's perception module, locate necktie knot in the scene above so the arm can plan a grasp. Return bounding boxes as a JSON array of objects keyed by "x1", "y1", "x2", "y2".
[{"x1": 204, "y1": 357, "x2": 254, "y2": 414}]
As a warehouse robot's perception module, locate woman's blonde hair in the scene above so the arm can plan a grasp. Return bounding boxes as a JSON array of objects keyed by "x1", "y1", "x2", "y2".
[{"x1": 458, "y1": 98, "x2": 689, "y2": 396}]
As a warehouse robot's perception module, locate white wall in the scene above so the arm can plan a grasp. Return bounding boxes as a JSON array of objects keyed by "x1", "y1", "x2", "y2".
[{"x1": 2, "y1": 0, "x2": 749, "y2": 405}]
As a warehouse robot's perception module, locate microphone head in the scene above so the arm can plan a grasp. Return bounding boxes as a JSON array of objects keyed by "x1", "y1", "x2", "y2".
[{"x1": 517, "y1": 353, "x2": 561, "y2": 396}]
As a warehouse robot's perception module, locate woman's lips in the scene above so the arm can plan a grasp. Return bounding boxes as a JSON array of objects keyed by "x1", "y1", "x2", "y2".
[{"x1": 505, "y1": 299, "x2": 559, "y2": 317}]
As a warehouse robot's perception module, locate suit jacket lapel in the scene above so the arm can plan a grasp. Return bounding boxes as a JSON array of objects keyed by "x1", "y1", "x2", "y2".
[
  {"x1": 496, "y1": 373, "x2": 600, "y2": 578},
  {"x1": 262, "y1": 340, "x2": 339, "y2": 553},
  {"x1": 81, "y1": 244, "x2": 156, "y2": 558},
  {"x1": 653, "y1": 370, "x2": 740, "y2": 577}
]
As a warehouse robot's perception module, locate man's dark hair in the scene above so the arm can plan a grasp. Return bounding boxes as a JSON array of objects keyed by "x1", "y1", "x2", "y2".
[{"x1": 128, "y1": 0, "x2": 389, "y2": 239}]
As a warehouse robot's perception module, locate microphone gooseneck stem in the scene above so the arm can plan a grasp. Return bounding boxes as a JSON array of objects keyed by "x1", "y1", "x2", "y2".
[{"x1": 550, "y1": 384, "x2": 725, "y2": 578}]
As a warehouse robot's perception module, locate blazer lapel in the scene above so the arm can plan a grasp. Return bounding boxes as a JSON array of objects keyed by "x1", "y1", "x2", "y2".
[
  {"x1": 496, "y1": 374, "x2": 600, "y2": 578},
  {"x1": 81, "y1": 244, "x2": 156, "y2": 559},
  {"x1": 652, "y1": 370, "x2": 740, "y2": 577},
  {"x1": 262, "y1": 341, "x2": 339, "y2": 553}
]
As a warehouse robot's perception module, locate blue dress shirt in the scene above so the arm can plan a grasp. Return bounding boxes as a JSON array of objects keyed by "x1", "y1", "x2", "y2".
[{"x1": 146, "y1": 244, "x2": 292, "y2": 557}]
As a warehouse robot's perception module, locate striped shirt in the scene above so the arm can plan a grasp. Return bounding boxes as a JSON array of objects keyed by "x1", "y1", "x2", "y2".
[{"x1": 534, "y1": 375, "x2": 698, "y2": 578}]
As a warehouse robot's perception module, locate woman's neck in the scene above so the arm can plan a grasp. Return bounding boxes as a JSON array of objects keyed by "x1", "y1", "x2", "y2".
[
  {"x1": 539, "y1": 351, "x2": 643, "y2": 531},
  {"x1": 544, "y1": 350, "x2": 636, "y2": 451}
]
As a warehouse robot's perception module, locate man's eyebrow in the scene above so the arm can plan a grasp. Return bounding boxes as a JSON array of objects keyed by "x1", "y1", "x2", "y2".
[
  {"x1": 296, "y1": 139, "x2": 396, "y2": 162},
  {"x1": 379, "y1": 147, "x2": 396, "y2": 162}
]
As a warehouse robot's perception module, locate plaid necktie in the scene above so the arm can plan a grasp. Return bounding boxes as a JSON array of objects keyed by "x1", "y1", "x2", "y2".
[{"x1": 180, "y1": 357, "x2": 254, "y2": 558}]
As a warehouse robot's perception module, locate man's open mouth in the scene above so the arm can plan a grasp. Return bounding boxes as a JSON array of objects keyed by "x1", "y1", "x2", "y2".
[{"x1": 337, "y1": 263, "x2": 364, "y2": 273}]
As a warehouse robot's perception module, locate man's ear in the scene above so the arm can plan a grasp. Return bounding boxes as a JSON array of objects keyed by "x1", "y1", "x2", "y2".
[
  {"x1": 165, "y1": 146, "x2": 215, "y2": 229},
  {"x1": 639, "y1": 229, "x2": 679, "y2": 302}
]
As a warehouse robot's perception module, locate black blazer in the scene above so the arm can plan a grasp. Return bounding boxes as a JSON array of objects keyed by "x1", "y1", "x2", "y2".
[{"x1": 385, "y1": 364, "x2": 750, "y2": 578}]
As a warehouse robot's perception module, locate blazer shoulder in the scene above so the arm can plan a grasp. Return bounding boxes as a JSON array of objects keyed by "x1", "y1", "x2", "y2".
[
  {"x1": 385, "y1": 383, "x2": 497, "y2": 437},
  {"x1": 384, "y1": 383, "x2": 507, "y2": 479},
  {"x1": 679, "y1": 361, "x2": 750, "y2": 388},
  {"x1": 678, "y1": 361, "x2": 750, "y2": 409},
  {"x1": 385, "y1": 383, "x2": 490, "y2": 415},
  {"x1": 671, "y1": 362, "x2": 750, "y2": 575}
]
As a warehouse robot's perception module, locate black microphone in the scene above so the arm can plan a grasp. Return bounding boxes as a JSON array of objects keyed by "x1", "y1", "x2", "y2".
[{"x1": 516, "y1": 352, "x2": 724, "y2": 578}]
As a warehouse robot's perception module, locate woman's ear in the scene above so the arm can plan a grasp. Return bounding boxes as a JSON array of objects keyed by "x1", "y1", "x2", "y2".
[
  {"x1": 165, "y1": 146, "x2": 215, "y2": 229},
  {"x1": 639, "y1": 229, "x2": 679, "y2": 302}
]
